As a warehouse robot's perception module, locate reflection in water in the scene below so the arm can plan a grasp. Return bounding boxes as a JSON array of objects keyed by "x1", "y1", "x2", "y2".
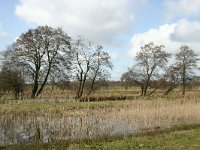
[{"x1": 0, "y1": 114, "x2": 133, "y2": 145}]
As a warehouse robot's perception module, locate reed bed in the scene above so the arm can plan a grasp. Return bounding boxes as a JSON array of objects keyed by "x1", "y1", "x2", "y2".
[{"x1": 0, "y1": 97, "x2": 200, "y2": 146}]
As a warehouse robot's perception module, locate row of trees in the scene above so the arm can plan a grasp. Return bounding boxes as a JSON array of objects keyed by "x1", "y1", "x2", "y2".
[
  {"x1": 0, "y1": 26, "x2": 113, "y2": 99},
  {"x1": 121, "y1": 42, "x2": 200, "y2": 96},
  {"x1": 0, "y1": 26, "x2": 199, "y2": 99}
]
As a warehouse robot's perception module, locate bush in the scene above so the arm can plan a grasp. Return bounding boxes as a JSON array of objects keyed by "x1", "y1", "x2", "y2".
[{"x1": 0, "y1": 68, "x2": 24, "y2": 99}]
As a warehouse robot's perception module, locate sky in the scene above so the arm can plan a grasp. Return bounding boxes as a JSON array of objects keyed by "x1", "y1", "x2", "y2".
[{"x1": 0, "y1": 0, "x2": 200, "y2": 80}]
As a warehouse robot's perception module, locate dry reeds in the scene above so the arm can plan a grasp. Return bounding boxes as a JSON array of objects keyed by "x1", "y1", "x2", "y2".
[{"x1": 1, "y1": 97, "x2": 200, "y2": 145}]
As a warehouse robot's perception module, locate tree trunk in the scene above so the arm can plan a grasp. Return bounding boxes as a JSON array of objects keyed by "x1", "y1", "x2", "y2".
[
  {"x1": 164, "y1": 84, "x2": 177, "y2": 95},
  {"x1": 182, "y1": 65, "x2": 186, "y2": 96},
  {"x1": 144, "y1": 79, "x2": 149, "y2": 96},
  {"x1": 31, "y1": 74, "x2": 39, "y2": 99},
  {"x1": 80, "y1": 71, "x2": 88, "y2": 97},
  {"x1": 148, "y1": 84, "x2": 161, "y2": 96},
  {"x1": 36, "y1": 65, "x2": 51, "y2": 97},
  {"x1": 88, "y1": 69, "x2": 99, "y2": 95},
  {"x1": 141, "y1": 86, "x2": 144, "y2": 96},
  {"x1": 76, "y1": 72, "x2": 83, "y2": 99}
]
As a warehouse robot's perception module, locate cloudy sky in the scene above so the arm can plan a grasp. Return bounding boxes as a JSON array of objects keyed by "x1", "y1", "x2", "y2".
[{"x1": 0, "y1": 0, "x2": 200, "y2": 80}]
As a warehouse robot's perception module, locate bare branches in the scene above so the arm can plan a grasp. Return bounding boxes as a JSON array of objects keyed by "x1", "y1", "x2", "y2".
[
  {"x1": 122, "y1": 42, "x2": 200, "y2": 96},
  {"x1": 2, "y1": 26, "x2": 71, "y2": 99},
  {"x1": 122, "y1": 42, "x2": 171, "y2": 96},
  {"x1": 134, "y1": 42, "x2": 170, "y2": 96},
  {"x1": 175, "y1": 45, "x2": 199, "y2": 95},
  {"x1": 71, "y1": 37, "x2": 113, "y2": 98}
]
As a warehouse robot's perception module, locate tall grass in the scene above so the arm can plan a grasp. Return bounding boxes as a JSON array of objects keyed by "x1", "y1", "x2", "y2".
[
  {"x1": 1, "y1": 96, "x2": 200, "y2": 145},
  {"x1": 115, "y1": 99, "x2": 200, "y2": 132}
]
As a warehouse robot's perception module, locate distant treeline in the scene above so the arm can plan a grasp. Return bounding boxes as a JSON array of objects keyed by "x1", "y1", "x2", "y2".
[{"x1": 0, "y1": 26, "x2": 199, "y2": 100}]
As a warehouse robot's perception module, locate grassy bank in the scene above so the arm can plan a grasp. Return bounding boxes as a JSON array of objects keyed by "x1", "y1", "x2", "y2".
[{"x1": 3, "y1": 125, "x2": 200, "y2": 150}]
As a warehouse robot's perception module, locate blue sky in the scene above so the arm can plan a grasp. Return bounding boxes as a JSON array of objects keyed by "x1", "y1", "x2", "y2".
[{"x1": 1, "y1": 0, "x2": 200, "y2": 80}]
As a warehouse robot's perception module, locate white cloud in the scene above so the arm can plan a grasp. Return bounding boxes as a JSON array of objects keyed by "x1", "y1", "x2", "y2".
[
  {"x1": 164, "y1": 0, "x2": 200, "y2": 19},
  {"x1": 129, "y1": 19, "x2": 200, "y2": 57},
  {"x1": 15, "y1": 0, "x2": 147, "y2": 45},
  {"x1": 110, "y1": 52, "x2": 118, "y2": 61},
  {"x1": 129, "y1": 23, "x2": 177, "y2": 57},
  {"x1": 171, "y1": 19, "x2": 200, "y2": 43}
]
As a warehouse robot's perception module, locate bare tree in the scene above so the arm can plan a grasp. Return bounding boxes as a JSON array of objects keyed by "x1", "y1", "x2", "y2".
[
  {"x1": 122, "y1": 42, "x2": 170, "y2": 96},
  {"x1": 175, "y1": 45, "x2": 199, "y2": 95},
  {"x1": 121, "y1": 68, "x2": 145, "y2": 95},
  {"x1": 164, "y1": 65, "x2": 181, "y2": 95},
  {"x1": 87, "y1": 45, "x2": 113, "y2": 94},
  {"x1": 72, "y1": 38, "x2": 92, "y2": 98},
  {"x1": 2, "y1": 26, "x2": 71, "y2": 98},
  {"x1": 72, "y1": 37, "x2": 113, "y2": 98}
]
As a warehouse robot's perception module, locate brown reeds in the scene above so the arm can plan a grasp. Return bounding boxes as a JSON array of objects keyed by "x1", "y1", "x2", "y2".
[{"x1": 1, "y1": 97, "x2": 200, "y2": 145}]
